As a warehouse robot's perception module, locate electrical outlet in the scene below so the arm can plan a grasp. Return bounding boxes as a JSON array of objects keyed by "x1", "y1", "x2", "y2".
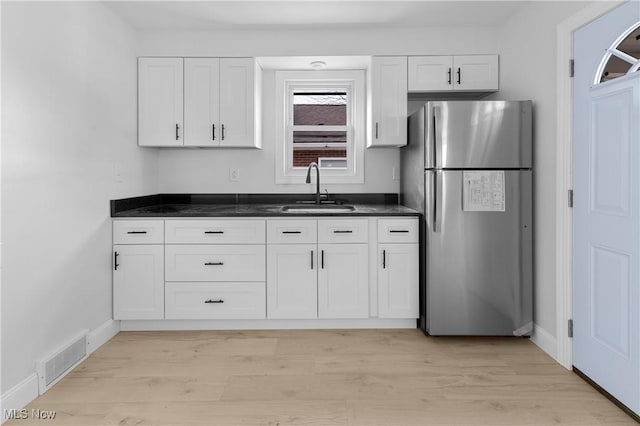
[
  {"x1": 392, "y1": 167, "x2": 400, "y2": 181},
  {"x1": 229, "y1": 168, "x2": 240, "y2": 182}
]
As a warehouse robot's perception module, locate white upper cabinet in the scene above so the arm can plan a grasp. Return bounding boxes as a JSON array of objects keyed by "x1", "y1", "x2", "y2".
[
  {"x1": 408, "y1": 56, "x2": 453, "y2": 92},
  {"x1": 184, "y1": 58, "x2": 220, "y2": 147},
  {"x1": 138, "y1": 57, "x2": 261, "y2": 148},
  {"x1": 453, "y1": 55, "x2": 499, "y2": 91},
  {"x1": 408, "y1": 55, "x2": 499, "y2": 93},
  {"x1": 138, "y1": 58, "x2": 184, "y2": 147},
  {"x1": 368, "y1": 56, "x2": 408, "y2": 148},
  {"x1": 219, "y1": 58, "x2": 259, "y2": 148}
]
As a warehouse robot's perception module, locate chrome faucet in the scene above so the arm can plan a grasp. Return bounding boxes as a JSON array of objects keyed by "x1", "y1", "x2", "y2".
[{"x1": 305, "y1": 162, "x2": 321, "y2": 204}]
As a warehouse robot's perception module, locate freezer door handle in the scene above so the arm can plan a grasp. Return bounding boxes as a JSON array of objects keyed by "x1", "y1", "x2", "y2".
[
  {"x1": 433, "y1": 106, "x2": 443, "y2": 169},
  {"x1": 434, "y1": 170, "x2": 443, "y2": 233}
]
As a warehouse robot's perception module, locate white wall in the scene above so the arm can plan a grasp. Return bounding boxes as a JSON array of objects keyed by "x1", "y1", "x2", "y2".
[
  {"x1": 1, "y1": 2, "x2": 156, "y2": 395},
  {"x1": 491, "y1": 1, "x2": 594, "y2": 342},
  {"x1": 138, "y1": 27, "x2": 501, "y2": 194}
]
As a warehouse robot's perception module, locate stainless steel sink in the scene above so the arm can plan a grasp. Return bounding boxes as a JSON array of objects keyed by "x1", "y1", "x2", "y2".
[{"x1": 280, "y1": 204, "x2": 356, "y2": 213}]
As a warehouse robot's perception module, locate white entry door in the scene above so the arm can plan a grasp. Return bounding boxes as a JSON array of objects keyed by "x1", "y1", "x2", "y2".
[{"x1": 573, "y1": 4, "x2": 640, "y2": 415}]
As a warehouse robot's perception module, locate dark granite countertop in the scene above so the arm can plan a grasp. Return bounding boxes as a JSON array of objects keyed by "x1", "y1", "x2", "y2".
[{"x1": 111, "y1": 194, "x2": 420, "y2": 218}]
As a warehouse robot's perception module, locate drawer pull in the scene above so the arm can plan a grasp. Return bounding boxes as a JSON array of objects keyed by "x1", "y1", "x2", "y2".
[
  {"x1": 333, "y1": 230, "x2": 353, "y2": 234},
  {"x1": 127, "y1": 231, "x2": 147, "y2": 234},
  {"x1": 389, "y1": 230, "x2": 409, "y2": 233},
  {"x1": 282, "y1": 231, "x2": 302, "y2": 234},
  {"x1": 204, "y1": 299, "x2": 224, "y2": 304},
  {"x1": 204, "y1": 231, "x2": 224, "y2": 234},
  {"x1": 204, "y1": 262, "x2": 224, "y2": 266}
]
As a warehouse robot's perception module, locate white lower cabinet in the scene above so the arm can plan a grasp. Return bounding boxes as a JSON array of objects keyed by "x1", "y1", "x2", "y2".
[
  {"x1": 318, "y1": 243, "x2": 369, "y2": 318},
  {"x1": 266, "y1": 219, "x2": 370, "y2": 320},
  {"x1": 377, "y1": 218, "x2": 419, "y2": 319},
  {"x1": 267, "y1": 244, "x2": 317, "y2": 319},
  {"x1": 113, "y1": 244, "x2": 164, "y2": 320},
  {"x1": 114, "y1": 216, "x2": 418, "y2": 324},
  {"x1": 165, "y1": 282, "x2": 265, "y2": 319},
  {"x1": 378, "y1": 243, "x2": 419, "y2": 318}
]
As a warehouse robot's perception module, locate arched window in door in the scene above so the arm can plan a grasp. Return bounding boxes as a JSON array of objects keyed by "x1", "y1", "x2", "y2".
[{"x1": 595, "y1": 21, "x2": 640, "y2": 84}]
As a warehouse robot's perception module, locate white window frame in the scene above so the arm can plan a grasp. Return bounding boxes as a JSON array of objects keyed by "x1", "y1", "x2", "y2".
[{"x1": 275, "y1": 70, "x2": 365, "y2": 184}]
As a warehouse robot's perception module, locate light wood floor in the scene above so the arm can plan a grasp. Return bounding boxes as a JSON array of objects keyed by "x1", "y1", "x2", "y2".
[{"x1": 9, "y1": 329, "x2": 636, "y2": 425}]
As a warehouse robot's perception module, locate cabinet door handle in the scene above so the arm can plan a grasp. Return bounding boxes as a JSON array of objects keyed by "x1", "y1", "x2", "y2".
[
  {"x1": 126, "y1": 231, "x2": 147, "y2": 234},
  {"x1": 176, "y1": 123, "x2": 180, "y2": 140},
  {"x1": 321, "y1": 250, "x2": 324, "y2": 269},
  {"x1": 212, "y1": 124, "x2": 216, "y2": 141},
  {"x1": 389, "y1": 230, "x2": 409, "y2": 233},
  {"x1": 383, "y1": 250, "x2": 386, "y2": 269},
  {"x1": 311, "y1": 250, "x2": 314, "y2": 270},
  {"x1": 204, "y1": 299, "x2": 224, "y2": 304},
  {"x1": 114, "y1": 251, "x2": 119, "y2": 271},
  {"x1": 447, "y1": 67, "x2": 452, "y2": 85},
  {"x1": 221, "y1": 124, "x2": 225, "y2": 141},
  {"x1": 333, "y1": 230, "x2": 353, "y2": 234},
  {"x1": 457, "y1": 67, "x2": 461, "y2": 85},
  {"x1": 282, "y1": 231, "x2": 301, "y2": 234},
  {"x1": 204, "y1": 231, "x2": 224, "y2": 234},
  {"x1": 375, "y1": 122, "x2": 379, "y2": 139},
  {"x1": 204, "y1": 262, "x2": 224, "y2": 266}
]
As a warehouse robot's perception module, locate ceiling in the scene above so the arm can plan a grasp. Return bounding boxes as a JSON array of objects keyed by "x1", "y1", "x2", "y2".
[{"x1": 105, "y1": 1, "x2": 531, "y2": 31}]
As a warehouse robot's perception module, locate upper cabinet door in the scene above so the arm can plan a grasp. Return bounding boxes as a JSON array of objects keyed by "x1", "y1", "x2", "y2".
[
  {"x1": 369, "y1": 57, "x2": 408, "y2": 148},
  {"x1": 408, "y1": 56, "x2": 453, "y2": 92},
  {"x1": 138, "y1": 57, "x2": 184, "y2": 147},
  {"x1": 219, "y1": 58, "x2": 256, "y2": 148},
  {"x1": 453, "y1": 55, "x2": 499, "y2": 91},
  {"x1": 184, "y1": 58, "x2": 220, "y2": 147}
]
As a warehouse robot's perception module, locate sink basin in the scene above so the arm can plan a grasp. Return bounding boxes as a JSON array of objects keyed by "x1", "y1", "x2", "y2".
[{"x1": 281, "y1": 204, "x2": 356, "y2": 213}]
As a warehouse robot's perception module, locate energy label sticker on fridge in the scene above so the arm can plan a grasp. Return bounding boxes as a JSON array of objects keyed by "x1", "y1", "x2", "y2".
[{"x1": 463, "y1": 171, "x2": 505, "y2": 212}]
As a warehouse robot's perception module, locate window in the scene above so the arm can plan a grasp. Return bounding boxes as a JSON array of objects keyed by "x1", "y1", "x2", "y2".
[
  {"x1": 275, "y1": 70, "x2": 365, "y2": 184},
  {"x1": 595, "y1": 21, "x2": 640, "y2": 84}
]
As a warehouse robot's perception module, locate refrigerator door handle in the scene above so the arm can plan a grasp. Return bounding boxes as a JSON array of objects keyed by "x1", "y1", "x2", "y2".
[
  {"x1": 425, "y1": 171, "x2": 433, "y2": 230},
  {"x1": 434, "y1": 170, "x2": 443, "y2": 233},
  {"x1": 433, "y1": 106, "x2": 443, "y2": 169}
]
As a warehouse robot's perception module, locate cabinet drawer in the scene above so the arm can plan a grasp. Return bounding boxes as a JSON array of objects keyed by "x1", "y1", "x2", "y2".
[
  {"x1": 165, "y1": 220, "x2": 265, "y2": 244},
  {"x1": 165, "y1": 282, "x2": 266, "y2": 319},
  {"x1": 165, "y1": 245, "x2": 265, "y2": 282},
  {"x1": 113, "y1": 220, "x2": 164, "y2": 244},
  {"x1": 318, "y1": 219, "x2": 368, "y2": 244},
  {"x1": 267, "y1": 219, "x2": 317, "y2": 244},
  {"x1": 378, "y1": 218, "x2": 419, "y2": 243}
]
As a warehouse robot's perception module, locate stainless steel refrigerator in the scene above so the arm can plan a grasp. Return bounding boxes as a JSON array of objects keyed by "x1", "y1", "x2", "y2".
[{"x1": 400, "y1": 100, "x2": 533, "y2": 336}]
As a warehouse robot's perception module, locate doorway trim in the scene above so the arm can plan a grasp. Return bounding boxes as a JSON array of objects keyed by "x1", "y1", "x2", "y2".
[{"x1": 555, "y1": 0, "x2": 626, "y2": 370}]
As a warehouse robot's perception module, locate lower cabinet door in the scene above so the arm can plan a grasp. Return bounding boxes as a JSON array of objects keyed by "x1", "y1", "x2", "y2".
[
  {"x1": 165, "y1": 282, "x2": 266, "y2": 319},
  {"x1": 267, "y1": 244, "x2": 317, "y2": 319},
  {"x1": 113, "y1": 244, "x2": 164, "y2": 320},
  {"x1": 378, "y1": 244, "x2": 419, "y2": 318},
  {"x1": 318, "y1": 243, "x2": 369, "y2": 318}
]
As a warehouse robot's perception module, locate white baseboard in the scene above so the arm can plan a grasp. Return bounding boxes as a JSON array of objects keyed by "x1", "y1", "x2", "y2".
[
  {"x1": 1, "y1": 373, "x2": 38, "y2": 424},
  {"x1": 87, "y1": 319, "x2": 120, "y2": 355},
  {"x1": 531, "y1": 323, "x2": 558, "y2": 361},
  {"x1": 121, "y1": 318, "x2": 417, "y2": 331},
  {"x1": 1, "y1": 319, "x2": 120, "y2": 424}
]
